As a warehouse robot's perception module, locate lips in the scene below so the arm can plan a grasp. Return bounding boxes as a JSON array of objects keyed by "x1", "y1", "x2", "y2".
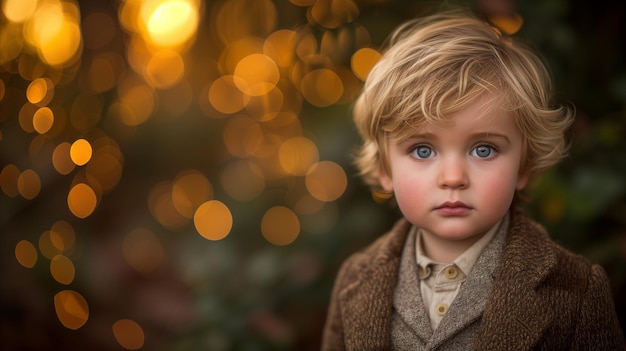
[{"x1": 434, "y1": 201, "x2": 472, "y2": 216}]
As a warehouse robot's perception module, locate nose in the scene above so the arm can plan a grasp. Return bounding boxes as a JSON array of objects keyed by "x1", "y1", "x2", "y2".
[{"x1": 438, "y1": 155, "x2": 469, "y2": 189}]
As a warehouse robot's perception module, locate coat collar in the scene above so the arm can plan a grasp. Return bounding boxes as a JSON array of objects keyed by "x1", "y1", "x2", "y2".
[
  {"x1": 474, "y1": 207, "x2": 559, "y2": 349},
  {"x1": 338, "y1": 218, "x2": 411, "y2": 349},
  {"x1": 337, "y1": 208, "x2": 559, "y2": 350}
]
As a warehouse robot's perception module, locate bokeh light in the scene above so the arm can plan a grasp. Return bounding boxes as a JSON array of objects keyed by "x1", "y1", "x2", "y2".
[
  {"x1": 305, "y1": 161, "x2": 347, "y2": 202},
  {"x1": 16, "y1": 169, "x2": 41, "y2": 199},
  {"x1": 50, "y1": 220, "x2": 76, "y2": 253},
  {"x1": 193, "y1": 200, "x2": 233, "y2": 241},
  {"x1": 4, "y1": 1, "x2": 614, "y2": 350},
  {"x1": 52, "y1": 142, "x2": 76, "y2": 175},
  {"x1": 50, "y1": 254, "x2": 75, "y2": 285},
  {"x1": 112, "y1": 319, "x2": 145, "y2": 350},
  {"x1": 2, "y1": 0, "x2": 38, "y2": 23},
  {"x1": 67, "y1": 183, "x2": 98, "y2": 218},
  {"x1": 54, "y1": 290, "x2": 89, "y2": 330},
  {"x1": 278, "y1": 137, "x2": 319, "y2": 176},
  {"x1": 143, "y1": 0, "x2": 199, "y2": 48},
  {"x1": 261, "y1": 206, "x2": 300, "y2": 246},
  {"x1": 351, "y1": 47, "x2": 381, "y2": 81},
  {"x1": 15, "y1": 240, "x2": 38, "y2": 268},
  {"x1": 70, "y1": 139, "x2": 92, "y2": 166},
  {"x1": 32, "y1": 107, "x2": 54, "y2": 134}
]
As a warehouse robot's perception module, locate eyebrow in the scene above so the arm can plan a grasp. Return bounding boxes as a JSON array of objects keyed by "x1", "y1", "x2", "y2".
[
  {"x1": 402, "y1": 132, "x2": 511, "y2": 144},
  {"x1": 471, "y1": 132, "x2": 511, "y2": 144}
]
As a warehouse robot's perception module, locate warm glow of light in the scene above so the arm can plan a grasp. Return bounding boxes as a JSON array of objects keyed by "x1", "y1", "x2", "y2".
[
  {"x1": 145, "y1": 49, "x2": 185, "y2": 89},
  {"x1": 50, "y1": 255, "x2": 75, "y2": 285},
  {"x1": 15, "y1": 240, "x2": 38, "y2": 268},
  {"x1": 371, "y1": 189, "x2": 394, "y2": 204},
  {"x1": 489, "y1": 14, "x2": 524, "y2": 35},
  {"x1": 39, "y1": 19, "x2": 81, "y2": 66},
  {"x1": 24, "y1": 2, "x2": 82, "y2": 67},
  {"x1": 172, "y1": 169, "x2": 212, "y2": 218},
  {"x1": 52, "y1": 142, "x2": 75, "y2": 175},
  {"x1": 0, "y1": 26, "x2": 23, "y2": 64},
  {"x1": 148, "y1": 181, "x2": 189, "y2": 230},
  {"x1": 300, "y1": 69, "x2": 343, "y2": 107},
  {"x1": 208, "y1": 75, "x2": 250, "y2": 114},
  {"x1": 234, "y1": 54, "x2": 280, "y2": 96},
  {"x1": 123, "y1": 228, "x2": 163, "y2": 274},
  {"x1": 26, "y1": 78, "x2": 54, "y2": 105},
  {"x1": 85, "y1": 148, "x2": 124, "y2": 194},
  {"x1": 305, "y1": 161, "x2": 347, "y2": 202},
  {"x1": 310, "y1": 0, "x2": 359, "y2": 29},
  {"x1": 220, "y1": 160, "x2": 265, "y2": 201},
  {"x1": 39, "y1": 231, "x2": 62, "y2": 259},
  {"x1": 351, "y1": 47, "x2": 381, "y2": 81},
  {"x1": 50, "y1": 220, "x2": 76, "y2": 253},
  {"x1": 113, "y1": 319, "x2": 145, "y2": 350},
  {"x1": 70, "y1": 139, "x2": 92, "y2": 166},
  {"x1": 117, "y1": 79, "x2": 155, "y2": 126},
  {"x1": 261, "y1": 206, "x2": 300, "y2": 246},
  {"x1": 54, "y1": 290, "x2": 89, "y2": 330},
  {"x1": 245, "y1": 86, "x2": 284, "y2": 121},
  {"x1": 143, "y1": 0, "x2": 199, "y2": 47},
  {"x1": 194, "y1": 200, "x2": 232, "y2": 241},
  {"x1": 33, "y1": 107, "x2": 54, "y2": 134},
  {"x1": 0, "y1": 164, "x2": 21, "y2": 197},
  {"x1": 67, "y1": 183, "x2": 98, "y2": 219},
  {"x1": 2, "y1": 0, "x2": 38, "y2": 23},
  {"x1": 17, "y1": 169, "x2": 41, "y2": 199},
  {"x1": 278, "y1": 137, "x2": 319, "y2": 176},
  {"x1": 264, "y1": 30, "x2": 297, "y2": 68},
  {"x1": 19, "y1": 103, "x2": 37, "y2": 133}
]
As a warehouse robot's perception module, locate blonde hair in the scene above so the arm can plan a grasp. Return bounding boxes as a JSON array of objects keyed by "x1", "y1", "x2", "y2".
[{"x1": 353, "y1": 12, "x2": 574, "y2": 190}]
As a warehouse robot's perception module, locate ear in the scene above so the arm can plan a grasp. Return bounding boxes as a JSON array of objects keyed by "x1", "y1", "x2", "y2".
[
  {"x1": 516, "y1": 172, "x2": 530, "y2": 191},
  {"x1": 378, "y1": 165, "x2": 394, "y2": 193}
]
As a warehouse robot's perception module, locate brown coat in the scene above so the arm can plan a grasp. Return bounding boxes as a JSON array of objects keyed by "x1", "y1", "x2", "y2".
[{"x1": 321, "y1": 209, "x2": 626, "y2": 350}]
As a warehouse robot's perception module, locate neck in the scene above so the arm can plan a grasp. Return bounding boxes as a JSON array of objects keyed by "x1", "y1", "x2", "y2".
[{"x1": 419, "y1": 230, "x2": 484, "y2": 263}]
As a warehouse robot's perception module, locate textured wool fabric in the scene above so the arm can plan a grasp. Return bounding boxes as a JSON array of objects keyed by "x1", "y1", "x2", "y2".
[
  {"x1": 321, "y1": 208, "x2": 626, "y2": 350},
  {"x1": 390, "y1": 213, "x2": 508, "y2": 349}
]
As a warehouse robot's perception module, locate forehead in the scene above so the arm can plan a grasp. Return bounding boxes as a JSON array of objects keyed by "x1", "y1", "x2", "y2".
[{"x1": 388, "y1": 94, "x2": 517, "y2": 140}]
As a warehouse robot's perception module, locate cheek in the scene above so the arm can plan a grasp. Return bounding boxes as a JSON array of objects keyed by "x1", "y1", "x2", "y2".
[
  {"x1": 478, "y1": 172, "x2": 519, "y2": 205},
  {"x1": 392, "y1": 176, "x2": 430, "y2": 208}
]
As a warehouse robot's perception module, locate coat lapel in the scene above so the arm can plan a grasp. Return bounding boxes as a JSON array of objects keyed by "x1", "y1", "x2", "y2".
[
  {"x1": 474, "y1": 208, "x2": 558, "y2": 350},
  {"x1": 338, "y1": 219, "x2": 411, "y2": 349},
  {"x1": 429, "y1": 216, "x2": 509, "y2": 348},
  {"x1": 393, "y1": 227, "x2": 433, "y2": 343}
]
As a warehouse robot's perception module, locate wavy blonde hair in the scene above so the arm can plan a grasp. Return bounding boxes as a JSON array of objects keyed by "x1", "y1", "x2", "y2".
[{"x1": 353, "y1": 12, "x2": 574, "y2": 191}]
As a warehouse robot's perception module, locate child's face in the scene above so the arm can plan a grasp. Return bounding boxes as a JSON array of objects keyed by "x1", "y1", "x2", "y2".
[{"x1": 378, "y1": 96, "x2": 528, "y2": 245}]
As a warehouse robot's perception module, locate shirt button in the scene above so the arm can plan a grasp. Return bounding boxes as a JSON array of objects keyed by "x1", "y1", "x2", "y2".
[
  {"x1": 418, "y1": 266, "x2": 430, "y2": 279},
  {"x1": 436, "y1": 303, "x2": 448, "y2": 316},
  {"x1": 445, "y1": 266, "x2": 458, "y2": 279}
]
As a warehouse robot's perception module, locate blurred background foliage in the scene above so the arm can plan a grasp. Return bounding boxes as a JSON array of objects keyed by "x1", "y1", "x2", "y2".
[{"x1": 0, "y1": 0, "x2": 624, "y2": 350}]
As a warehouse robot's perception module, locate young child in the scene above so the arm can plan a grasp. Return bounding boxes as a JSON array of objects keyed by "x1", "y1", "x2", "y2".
[{"x1": 322, "y1": 12, "x2": 626, "y2": 350}]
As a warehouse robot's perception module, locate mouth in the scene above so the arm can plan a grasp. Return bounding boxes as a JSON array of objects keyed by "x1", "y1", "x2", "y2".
[{"x1": 434, "y1": 201, "x2": 472, "y2": 216}]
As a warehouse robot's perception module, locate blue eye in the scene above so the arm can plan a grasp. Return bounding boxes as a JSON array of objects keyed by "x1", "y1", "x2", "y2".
[
  {"x1": 472, "y1": 145, "x2": 494, "y2": 158},
  {"x1": 412, "y1": 145, "x2": 434, "y2": 159}
]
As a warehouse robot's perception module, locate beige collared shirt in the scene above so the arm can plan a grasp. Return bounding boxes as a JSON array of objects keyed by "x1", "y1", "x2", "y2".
[{"x1": 415, "y1": 217, "x2": 505, "y2": 331}]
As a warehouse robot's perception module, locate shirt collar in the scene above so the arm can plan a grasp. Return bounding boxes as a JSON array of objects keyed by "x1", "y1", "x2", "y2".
[{"x1": 415, "y1": 213, "x2": 509, "y2": 277}]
